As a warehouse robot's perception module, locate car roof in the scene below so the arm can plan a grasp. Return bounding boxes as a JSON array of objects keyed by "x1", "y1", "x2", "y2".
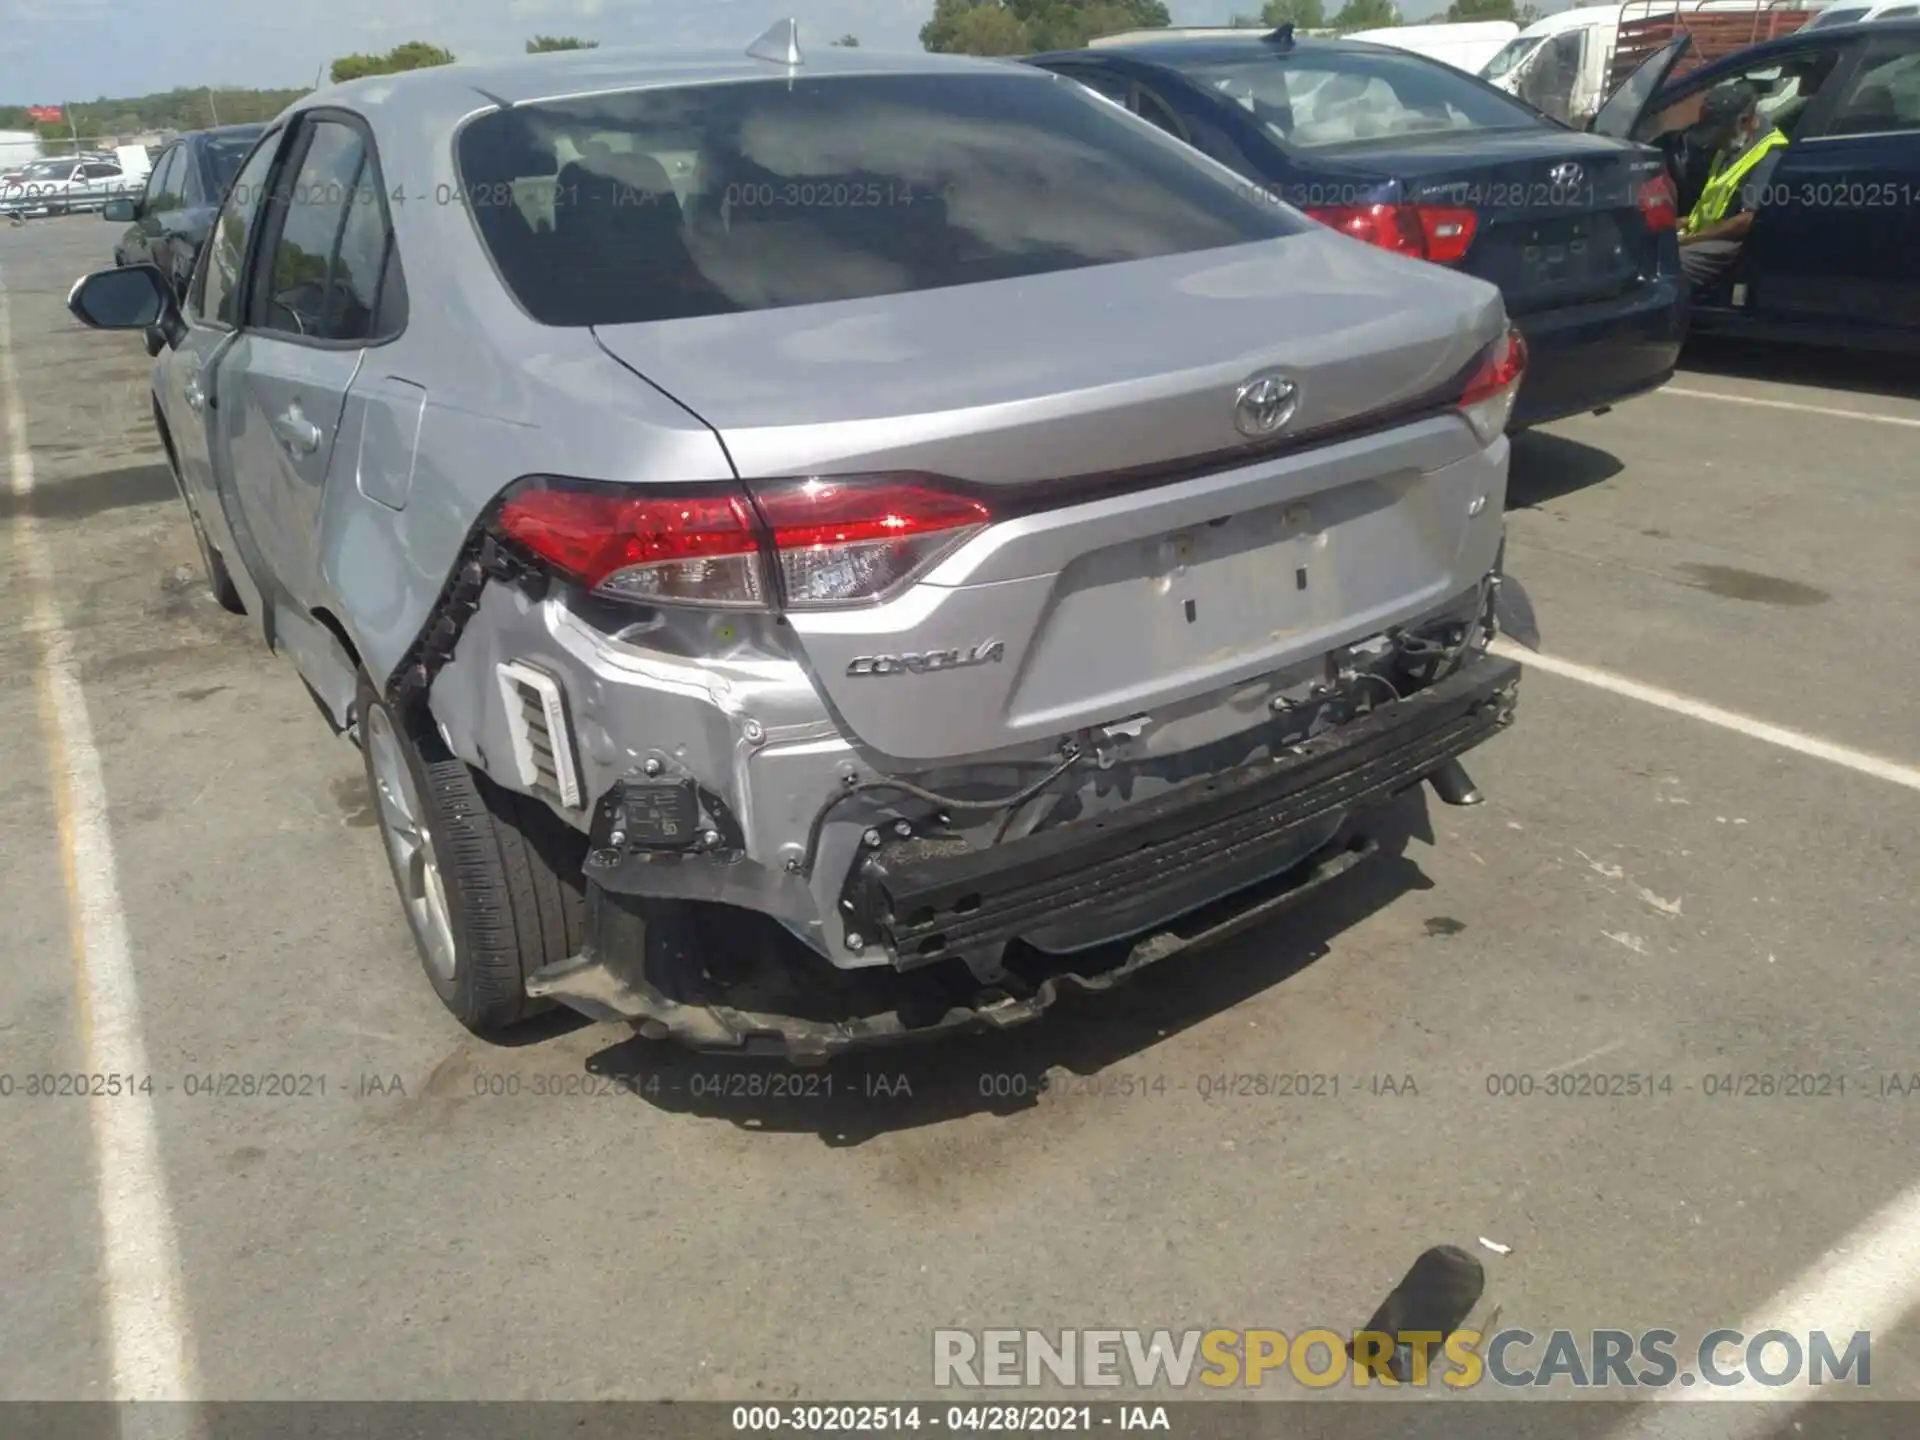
[
  {"x1": 287, "y1": 41, "x2": 1035, "y2": 132},
  {"x1": 1030, "y1": 34, "x2": 1414, "y2": 66}
]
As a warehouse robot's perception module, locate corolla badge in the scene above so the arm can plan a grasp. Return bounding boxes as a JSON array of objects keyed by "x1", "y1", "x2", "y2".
[
  {"x1": 846, "y1": 640, "x2": 1006, "y2": 678},
  {"x1": 1234, "y1": 372, "x2": 1300, "y2": 438}
]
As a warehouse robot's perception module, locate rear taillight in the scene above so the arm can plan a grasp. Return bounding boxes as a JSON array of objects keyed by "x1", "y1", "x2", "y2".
[
  {"x1": 1636, "y1": 172, "x2": 1678, "y2": 233},
  {"x1": 1458, "y1": 325, "x2": 1528, "y2": 444},
  {"x1": 1307, "y1": 202, "x2": 1479, "y2": 265},
  {"x1": 753, "y1": 478, "x2": 990, "y2": 608},
  {"x1": 495, "y1": 475, "x2": 990, "y2": 611},
  {"x1": 497, "y1": 482, "x2": 768, "y2": 607}
]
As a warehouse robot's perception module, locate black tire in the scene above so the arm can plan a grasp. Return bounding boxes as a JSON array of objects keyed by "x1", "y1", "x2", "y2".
[{"x1": 355, "y1": 671, "x2": 589, "y2": 1036}]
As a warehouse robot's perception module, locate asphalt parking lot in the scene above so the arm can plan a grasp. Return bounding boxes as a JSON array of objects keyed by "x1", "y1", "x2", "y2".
[{"x1": 3, "y1": 212, "x2": 1918, "y2": 1419}]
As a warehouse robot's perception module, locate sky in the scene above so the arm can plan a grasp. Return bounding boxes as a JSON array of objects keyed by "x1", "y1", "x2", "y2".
[{"x1": 0, "y1": 0, "x2": 1462, "y2": 107}]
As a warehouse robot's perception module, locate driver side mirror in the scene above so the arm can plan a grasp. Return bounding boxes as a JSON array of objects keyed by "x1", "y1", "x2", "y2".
[
  {"x1": 68, "y1": 264, "x2": 184, "y2": 349},
  {"x1": 102, "y1": 197, "x2": 137, "y2": 223}
]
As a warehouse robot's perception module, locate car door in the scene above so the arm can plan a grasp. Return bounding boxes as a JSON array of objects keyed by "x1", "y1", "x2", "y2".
[
  {"x1": 1589, "y1": 37, "x2": 1692, "y2": 139},
  {"x1": 77, "y1": 160, "x2": 123, "y2": 210},
  {"x1": 125, "y1": 147, "x2": 175, "y2": 265},
  {"x1": 1741, "y1": 33, "x2": 1920, "y2": 336},
  {"x1": 162, "y1": 129, "x2": 290, "y2": 629},
  {"x1": 132, "y1": 147, "x2": 184, "y2": 275},
  {"x1": 160, "y1": 144, "x2": 207, "y2": 293},
  {"x1": 215, "y1": 112, "x2": 393, "y2": 614}
]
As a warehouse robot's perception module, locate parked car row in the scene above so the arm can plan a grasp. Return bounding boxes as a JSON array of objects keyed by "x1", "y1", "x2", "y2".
[{"x1": 1, "y1": 152, "x2": 140, "y2": 217}]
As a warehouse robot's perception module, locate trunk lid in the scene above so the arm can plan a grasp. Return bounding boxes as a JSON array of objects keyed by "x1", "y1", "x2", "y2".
[
  {"x1": 593, "y1": 236, "x2": 1507, "y2": 763},
  {"x1": 1321, "y1": 129, "x2": 1669, "y2": 316}
]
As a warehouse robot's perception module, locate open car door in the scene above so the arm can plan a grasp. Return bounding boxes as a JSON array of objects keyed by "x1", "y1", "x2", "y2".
[{"x1": 1589, "y1": 36, "x2": 1693, "y2": 139}]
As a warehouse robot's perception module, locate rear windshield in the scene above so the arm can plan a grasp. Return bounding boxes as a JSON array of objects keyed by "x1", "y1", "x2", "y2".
[
  {"x1": 1169, "y1": 49, "x2": 1545, "y2": 150},
  {"x1": 454, "y1": 71, "x2": 1303, "y2": 327}
]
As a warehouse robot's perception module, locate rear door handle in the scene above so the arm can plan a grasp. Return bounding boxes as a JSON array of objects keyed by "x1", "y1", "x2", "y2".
[{"x1": 272, "y1": 404, "x2": 322, "y2": 455}]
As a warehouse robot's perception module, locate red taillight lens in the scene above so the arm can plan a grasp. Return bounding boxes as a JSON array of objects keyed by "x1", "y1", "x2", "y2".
[
  {"x1": 496, "y1": 482, "x2": 767, "y2": 607},
  {"x1": 751, "y1": 478, "x2": 991, "y2": 608},
  {"x1": 495, "y1": 476, "x2": 992, "y2": 610},
  {"x1": 1306, "y1": 202, "x2": 1478, "y2": 264},
  {"x1": 1636, "y1": 172, "x2": 1678, "y2": 234},
  {"x1": 1458, "y1": 325, "x2": 1528, "y2": 443}
]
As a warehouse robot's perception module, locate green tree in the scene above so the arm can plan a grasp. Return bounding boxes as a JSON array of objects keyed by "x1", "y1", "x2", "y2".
[
  {"x1": 1260, "y1": 0, "x2": 1327, "y2": 27},
  {"x1": 1515, "y1": 2, "x2": 1544, "y2": 21},
  {"x1": 525, "y1": 35, "x2": 599, "y2": 52},
  {"x1": 1331, "y1": 0, "x2": 1400, "y2": 28},
  {"x1": 921, "y1": 0, "x2": 1172, "y2": 54},
  {"x1": 832, "y1": 33, "x2": 861, "y2": 45},
  {"x1": 1445, "y1": 0, "x2": 1515, "y2": 19},
  {"x1": 329, "y1": 41, "x2": 456, "y2": 85}
]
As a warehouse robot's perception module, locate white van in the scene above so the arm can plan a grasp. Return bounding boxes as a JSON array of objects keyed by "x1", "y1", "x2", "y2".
[
  {"x1": 1344, "y1": 20, "x2": 1522, "y2": 75},
  {"x1": 1481, "y1": 1, "x2": 1830, "y2": 126}
]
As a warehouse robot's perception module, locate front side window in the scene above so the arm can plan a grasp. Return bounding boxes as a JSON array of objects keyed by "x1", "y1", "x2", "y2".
[
  {"x1": 1481, "y1": 35, "x2": 1544, "y2": 81},
  {"x1": 254, "y1": 122, "x2": 365, "y2": 338},
  {"x1": 194, "y1": 132, "x2": 280, "y2": 326},
  {"x1": 455, "y1": 71, "x2": 1303, "y2": 327},
  {"x1": 1173, "y1": 50, "x2": 1547, "y2": 149}
]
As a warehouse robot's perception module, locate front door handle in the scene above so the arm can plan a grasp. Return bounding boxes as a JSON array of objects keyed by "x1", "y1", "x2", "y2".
[
  {"x1": 183, "y1": 376, "x2": 206, "y2": 413},
  {"x1": 272, "y1": 404, "x2": 322, "y2": 456}
]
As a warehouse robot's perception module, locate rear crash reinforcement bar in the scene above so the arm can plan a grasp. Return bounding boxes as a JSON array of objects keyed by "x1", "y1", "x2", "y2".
[
  {"x1": 525, "y1": 834, "x2": 1379, "y2": 1064},
  {"x1": 525, "y1": 653, "x2": 1520, "y2": 1062},
  {"x1": 846, "y1": 654, "x2": 1521, "y2": 966}
]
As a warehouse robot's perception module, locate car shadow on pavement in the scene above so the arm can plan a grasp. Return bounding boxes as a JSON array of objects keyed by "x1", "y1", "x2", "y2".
[
  {"x1": 1680, "y1": 335, "x2": 1920, "y2": 401},
  {"x1": 582, "y1": 789, "x2": 1442, "y2": 1146},
  {"x1": 0, "y1": 461, "x2": 175, "y2": 521},
  {"x1": 1504, "y1": 429, "x2": 1623, "y2": 511}
]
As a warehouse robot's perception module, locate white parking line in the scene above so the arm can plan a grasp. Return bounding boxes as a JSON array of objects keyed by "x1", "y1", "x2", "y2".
[
  {"x1": 1, "y1": 268, "x2": 197, "y2": 1403},
  {"x1": 1609, "y1": 1180, "x2": 1920, "y2": 1439},
  {"x1": 1491, "y1": 639, "x2": 1920, "y2": 796},
  {"x1": 1659, "y1": 386, "x2": 1920, "y2": 429}
]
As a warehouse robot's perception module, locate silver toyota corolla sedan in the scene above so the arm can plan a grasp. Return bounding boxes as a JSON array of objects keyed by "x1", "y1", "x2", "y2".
[{"x1": 68, "y1": 22, "x2": 1524, "y2": 1058}]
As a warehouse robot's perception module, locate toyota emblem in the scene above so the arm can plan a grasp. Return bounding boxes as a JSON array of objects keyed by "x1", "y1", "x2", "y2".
[{"x1": 1233, "y1": 373, "x2": 1299, "y2": 438}]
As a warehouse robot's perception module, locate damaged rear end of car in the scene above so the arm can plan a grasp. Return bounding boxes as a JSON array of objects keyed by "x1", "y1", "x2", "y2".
[{"x1": 373, "y1": 55, "x2": 1525, "y2": 1057}]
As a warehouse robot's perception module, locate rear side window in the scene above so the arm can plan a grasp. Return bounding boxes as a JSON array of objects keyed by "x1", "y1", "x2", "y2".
[
  {"x1": 201, "y1": 135, "x2": 259, "y2": 203},
  {"x1": 1170, "y1": 49, "x2": 1546, "y2": 149},
  {"x1": 454, "y1": 71, "x2": 1302, "y2": 327},
  {"x1": 1824, "y1": 43, "x2": 1920, "y2": 134}
]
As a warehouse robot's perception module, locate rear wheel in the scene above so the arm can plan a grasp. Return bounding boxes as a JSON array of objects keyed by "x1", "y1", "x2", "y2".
[{"x1": 356, "y1": 672, "x2": 588, "y2": 1036}]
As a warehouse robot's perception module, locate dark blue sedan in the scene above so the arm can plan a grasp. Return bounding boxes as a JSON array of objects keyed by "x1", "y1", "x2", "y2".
[
  {"x1": 108, "y1": 124, "x2": 267, "y2": 299},
  {"x1": 1592, "y1": 20, "x2": 1920, "y2": 355},
  {"x1": 1026, "y1": 29, "x2": 1688, "y2": 429}
]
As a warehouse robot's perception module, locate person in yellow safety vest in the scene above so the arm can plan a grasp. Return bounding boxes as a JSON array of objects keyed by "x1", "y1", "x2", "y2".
[{"x1": 1677, "y1": 81, "x2": 1790, "y2": 296}]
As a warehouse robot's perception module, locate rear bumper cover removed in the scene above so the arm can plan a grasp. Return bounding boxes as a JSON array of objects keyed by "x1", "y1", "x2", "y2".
[{"x1": 528, "y1": 653, "x2": 1522, "y2": 1059}]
